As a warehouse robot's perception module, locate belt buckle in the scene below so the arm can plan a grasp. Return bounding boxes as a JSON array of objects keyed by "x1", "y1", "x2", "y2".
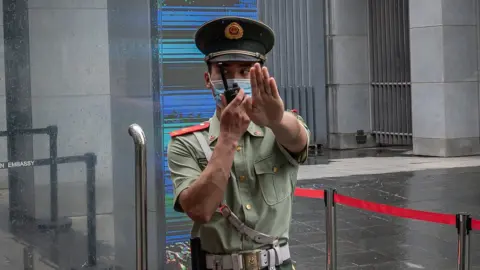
[{"x1": 242, "y1": 250, "x2": 261, "y2": 270}]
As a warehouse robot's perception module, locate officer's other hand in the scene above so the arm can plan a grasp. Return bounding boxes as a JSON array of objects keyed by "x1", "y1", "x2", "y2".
[{"x1": 219, "y1": 89, "x2": 250, "y2": 143}]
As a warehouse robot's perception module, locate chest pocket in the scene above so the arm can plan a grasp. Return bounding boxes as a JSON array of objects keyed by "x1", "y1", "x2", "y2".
[{"x1": 254, "y1": 154, "x2": 292, "y2": 206}]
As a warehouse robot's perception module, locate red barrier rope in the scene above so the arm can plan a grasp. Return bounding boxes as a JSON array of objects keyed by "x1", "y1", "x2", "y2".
[
  {"x1": 294, "y1": 188, "x2": 459, "y2": 227},
  {"x1": 334, "y1": 193, "x2": 456, "y2": 226},
  {"x1": 294, "y1": 188, "x2": 324, "y2": 199},
  {"x1": 472, "y1": 219, "x2": 480, "y2": 230}
]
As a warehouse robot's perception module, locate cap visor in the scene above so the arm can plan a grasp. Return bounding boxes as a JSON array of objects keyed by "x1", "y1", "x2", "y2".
[{"x1": 208, "y1": 54, "x2": 260, "y2": 63}]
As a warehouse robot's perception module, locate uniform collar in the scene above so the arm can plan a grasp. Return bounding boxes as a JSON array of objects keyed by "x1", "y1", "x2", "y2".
[{"x1": 207, "y1": 110, "x2": 265, "y2": 145}]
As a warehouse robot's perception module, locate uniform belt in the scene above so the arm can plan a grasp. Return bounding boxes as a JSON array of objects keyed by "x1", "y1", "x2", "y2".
[{"x1": 205, "y1": 244, "x2": 290, "y2": 270}]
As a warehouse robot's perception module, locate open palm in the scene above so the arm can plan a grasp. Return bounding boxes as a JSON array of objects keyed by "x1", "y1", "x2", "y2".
[{"x1": 245, "y1": 63, "x2": 284, "y2": 128}]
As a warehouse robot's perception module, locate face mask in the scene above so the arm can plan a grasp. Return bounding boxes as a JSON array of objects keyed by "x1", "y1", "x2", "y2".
[{"x1": 209, "y1": 77, "x2": 252, "y2": 108}]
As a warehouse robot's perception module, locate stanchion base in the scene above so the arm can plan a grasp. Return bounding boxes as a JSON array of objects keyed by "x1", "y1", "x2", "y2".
[{"x1": 36, "y1": 217, "x2": 72, "y2": 231}]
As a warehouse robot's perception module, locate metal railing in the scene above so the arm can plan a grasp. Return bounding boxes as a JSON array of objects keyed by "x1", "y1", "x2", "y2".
[
  {"x1": 0, "y1": 126, "x2": 98, "y2": 268},
  {"x1": 128, "y1": 124, "x2": 149, "y2": 270},
  {"x1": 14, "y1": 123, "x2": 147, "y2": 270}
]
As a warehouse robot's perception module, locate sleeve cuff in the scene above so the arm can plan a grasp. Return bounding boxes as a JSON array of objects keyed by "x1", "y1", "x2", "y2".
[
  {"x1": 277, "y1": 124, "x2": 310, "y2": 166},
  {"x1": 173, "y1": 181, "x2": 193, "y2": 213}
]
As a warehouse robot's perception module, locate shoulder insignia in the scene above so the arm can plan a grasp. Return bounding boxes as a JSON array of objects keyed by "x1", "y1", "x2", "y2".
[
  {"x1": 289, "y1": 109, "x2": 298, "y2": 114},
  {"x1": 170, "y1": 122, "x2": 210, "y2": 137}
]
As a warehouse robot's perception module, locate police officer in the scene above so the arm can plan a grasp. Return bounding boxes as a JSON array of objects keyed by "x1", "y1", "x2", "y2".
[{"x1": 167, "y1": 16, "x2": 310, "y2": 270}]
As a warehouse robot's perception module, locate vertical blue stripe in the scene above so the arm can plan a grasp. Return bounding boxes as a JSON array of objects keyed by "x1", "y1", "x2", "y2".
[{"x1": 158, "y1": 1, "x2": 258, "y2": 266}]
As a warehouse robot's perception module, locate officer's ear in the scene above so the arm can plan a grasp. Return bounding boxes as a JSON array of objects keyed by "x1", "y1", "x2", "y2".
[
  {"x1": 205, "y1": 62, "x2": 214, "y2": 90},
  {"x1": 204, "y1": 71, "x2": 211, "y2": 89}
]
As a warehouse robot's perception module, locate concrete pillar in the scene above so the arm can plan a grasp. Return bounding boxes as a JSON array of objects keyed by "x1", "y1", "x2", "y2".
[
  {"x1": 29, "y1": 0, "x2": 112, "y2": 221},
  {"x1": 326, "y1": 0, "x2": 376, "y2": 149},
  {"x1": 0, "y1": 2, "x2": 8, "y2": 188},
  {"x1": 27, "y1": 0, "x2": 115, "y2": 267},
  {"x1": 0, "y1": 2, "x2": 4, "y2": 189},
  {"x1": 3, "y1": 0, "x2": 38, "y2": 223},
  {"x1": 0, "y1": 2, "x2": 8, "y2": 190},
  {"x1": 410, "y1": 0, "x2": 480, "y2": 157}
]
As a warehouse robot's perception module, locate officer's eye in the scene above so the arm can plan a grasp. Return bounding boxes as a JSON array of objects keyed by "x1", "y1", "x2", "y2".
[{"x1": 241, "y1": 68, "x2": 250, "y2": 75}]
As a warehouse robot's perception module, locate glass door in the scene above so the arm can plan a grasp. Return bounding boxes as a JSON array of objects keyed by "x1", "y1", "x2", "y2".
[{"x1": 0, "y1": 0, "x2": 163, "y2": 269}]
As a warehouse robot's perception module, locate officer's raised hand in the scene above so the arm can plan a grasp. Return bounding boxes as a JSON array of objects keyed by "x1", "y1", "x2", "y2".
[
  {"x1": 219, "y1": 88, "x2": 251, "y2": 143},
  {"x1": 245, "y1": 63, "x2": 285, "y2": 128}
]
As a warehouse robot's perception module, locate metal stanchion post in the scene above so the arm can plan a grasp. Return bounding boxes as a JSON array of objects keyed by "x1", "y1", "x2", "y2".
[
  {"x1": 456, "y1": 213, "x2": 472, "y2": 270},
  {"x1": 85, "y1": 153, "x2": 97, "y2": 267},
  {"x1": 23, "y1": 246, "x2": 34, "y2": 270},
  {"x1": 128, "y1": 124, "x2": 148, "y2": 270},
  {"x1": 49, "y1": 125, "x2": 58, "y2": 226},
  {"x1": 324, "y1": 188, "x2": 337, "y2": 270}
]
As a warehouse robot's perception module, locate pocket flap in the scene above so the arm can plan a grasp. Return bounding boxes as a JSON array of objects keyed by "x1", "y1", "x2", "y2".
[{"x1": 254, "y1": 155, "x2": 286, "y2": 175}]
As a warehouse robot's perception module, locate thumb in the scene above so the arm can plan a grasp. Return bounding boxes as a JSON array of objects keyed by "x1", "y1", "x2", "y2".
[{"x1": 225, "y1": 88, "x2": 245, "y2": 109}]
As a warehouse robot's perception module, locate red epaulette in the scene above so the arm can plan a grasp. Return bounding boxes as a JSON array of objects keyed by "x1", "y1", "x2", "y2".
[{"x1": 170, "y1": 122, "x2": 210, "y2": 137}]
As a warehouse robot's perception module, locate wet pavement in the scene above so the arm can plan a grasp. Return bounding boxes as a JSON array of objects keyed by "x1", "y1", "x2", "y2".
[
  {"x1": 291, "y1": 166, "x2": 480, "y2": 269},
  {"x1": 1, "y1": 156, "x2": 480, "y2": 269}
]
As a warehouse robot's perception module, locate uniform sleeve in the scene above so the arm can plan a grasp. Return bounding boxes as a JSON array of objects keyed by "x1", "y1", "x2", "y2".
[
  {"x1": 167, "y1": 137, "x2": 202, "y2": 213},
  {"x1": 276, "y1": 110, "x2": 311, "y2": 166}
]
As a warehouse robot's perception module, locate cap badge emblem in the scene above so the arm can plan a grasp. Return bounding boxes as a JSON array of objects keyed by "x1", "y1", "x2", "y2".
[{"x1": 225, "y1": 22, "x2": 244, "y2": 40}]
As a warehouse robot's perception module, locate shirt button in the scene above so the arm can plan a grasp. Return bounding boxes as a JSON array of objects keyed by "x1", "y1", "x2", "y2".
[
  {"x1": 273, "y1": 167, "x2": 278, "y2": 173},
  {"x1": 239, "y1": 175, "x2": 246, "y2": 181},
  {"x1": 245, "y1": 204, "x2": 252, "y2": 210},
  {"x1": 236, "y1": 146, "x2": 242, "y2": 152}
]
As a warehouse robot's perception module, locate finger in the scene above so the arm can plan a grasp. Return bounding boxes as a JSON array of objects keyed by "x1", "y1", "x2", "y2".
[
  {"x1": 254, "y1": 63, "x2": 265, "y2": 95},
  {"x1": 262, "y1": 67, "x2": 272, "y2": 95},
  {"x1": 269, "y1": 77, "x2": 280, "y2": 99},
  {"x1": 250, "y1": 67, "x2": 262, "y2": 102}
]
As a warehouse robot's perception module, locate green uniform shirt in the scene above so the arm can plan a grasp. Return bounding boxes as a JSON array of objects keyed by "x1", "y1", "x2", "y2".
[{"x1": 167, "y1": 110, "x2": 310, "y2": 254}]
